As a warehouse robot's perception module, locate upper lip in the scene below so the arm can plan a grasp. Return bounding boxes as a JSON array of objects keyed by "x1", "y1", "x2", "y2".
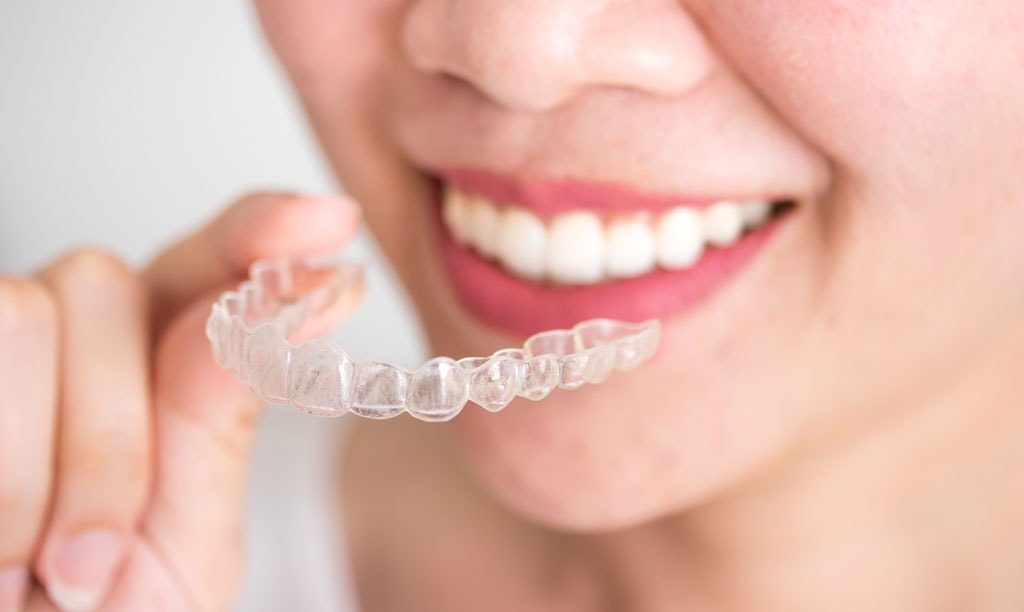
[
  {"x1": 391, "y1": 69, "x2": 828, "y2": 219},
  {"x1": 439, "y1": 167, "x2": 789, "y2": 218}
]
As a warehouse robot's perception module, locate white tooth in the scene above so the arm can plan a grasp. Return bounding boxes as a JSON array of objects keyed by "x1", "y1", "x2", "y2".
[
  {"x1": 740, "y1": 200, "x2": 771, "y2": 229},
  {"x1": 466, "y1": 195, "x2": 501, "y2": 258},
  {"x1": 442, "y1": 187, "x2": 472, "y2": 245},
  {"x1": 703, "y1": 201, "x2": 744, "y2": 247},
  {"x1": 496, "y1": 207, "x2": 547, "y2": 280},
  {"x1": 655, "y1": 207, "x2": 705, "y2": 270},
  {"x1": 546, "y1": 211, "x2": 605, "y2": 284},
  {"x1": 605, "y1": 218, "x2": 656, "y2": 279}
]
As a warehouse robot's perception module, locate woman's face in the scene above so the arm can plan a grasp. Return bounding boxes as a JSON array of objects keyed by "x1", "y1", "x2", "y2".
[{"x1": 255, "y1": 0, "x2": 1024, "y2": 530}]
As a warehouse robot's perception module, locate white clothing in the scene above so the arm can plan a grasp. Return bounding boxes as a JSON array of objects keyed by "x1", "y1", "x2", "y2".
[{"x1": 234, "y1": 408, "x2": 359, "y2": 612}]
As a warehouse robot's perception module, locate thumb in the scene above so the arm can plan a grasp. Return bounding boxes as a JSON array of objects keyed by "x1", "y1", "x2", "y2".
[
  {"x1": 138, "y1": 196, "x2": 363, "y2": 609},
  {"x1": 143, "y1": 192, "x2": 361, "y2": 334},
  {"x1": 143, "y1": 278, "x2": 363, "y2": 609}
]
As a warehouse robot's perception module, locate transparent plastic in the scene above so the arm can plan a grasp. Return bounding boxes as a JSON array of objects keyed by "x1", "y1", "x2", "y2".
[{"x1": 206, "y1": 258, "x2": 660, "y2": 422}]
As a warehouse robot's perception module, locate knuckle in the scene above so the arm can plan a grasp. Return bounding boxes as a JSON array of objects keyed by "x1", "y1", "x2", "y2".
[
  {"x1": 58, "y1": 248, "x2": 133, "y2": 285},
  {"x1": 0, "y1": 277, "x2": 58, "y2": 338},
  {"x1": 0, "y1": 477, "x2": 47, "y2": 521},
  {"x1": 72, "y1": 431, "x2": 150, "y2": 491},
  {"x1": 52, "y1": 248, "x2": 146, "y2": 306}
]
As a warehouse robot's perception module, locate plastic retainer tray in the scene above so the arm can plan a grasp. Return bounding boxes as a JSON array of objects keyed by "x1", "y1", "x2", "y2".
[{"x1": 206, "y1": 258, "x2": 660, "y2": 422}]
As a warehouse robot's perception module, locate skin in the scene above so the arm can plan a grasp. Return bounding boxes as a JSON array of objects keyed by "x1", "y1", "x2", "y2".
[
  {"x1": 253, "y1": 0, "x2": 1024, "y2": 610},
  {"x1": 1, "y1": 0, "x2": 1021, "y2": 611},
  {"x1": 0, "y1": 196, "x2": 362, "y2": 611}
]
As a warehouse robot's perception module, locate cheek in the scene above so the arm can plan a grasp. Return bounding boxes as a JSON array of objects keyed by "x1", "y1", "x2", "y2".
[
  {"x1": 255, "y1": 0, "x2": 405, "y2": 94},
  {"x1": 704, "y1": 0, "x2": 1024, "y2": 290},
  {"x1": 693, "y1": 0, "x2": 1024, "y2": 419},
  {"x1": 256, "y1": 0, "x2": 426, "y2": 246},
  {"x1": 702, "y1": 0, "x2": 1023, "y2": 181}
]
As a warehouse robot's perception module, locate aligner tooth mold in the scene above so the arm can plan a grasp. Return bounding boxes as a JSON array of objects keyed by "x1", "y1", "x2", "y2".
[{"x1": 206, "y1": 257, "x2": 660, "y2": 422}]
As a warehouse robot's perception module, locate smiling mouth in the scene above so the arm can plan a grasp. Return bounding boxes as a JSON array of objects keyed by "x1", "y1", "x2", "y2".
[
  {"x1": 432, "y1": 170, "x2": 797, "y2": 336},
  {"x1": 443, "y1": 183, "x2": 791, "y2": 286}
]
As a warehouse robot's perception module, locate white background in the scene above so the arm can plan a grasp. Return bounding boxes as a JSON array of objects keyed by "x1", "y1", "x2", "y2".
[
  {"x1": 1, "y1": 3, "x2": 427, "y2": 609},
  {"x1": 0, "y1": 1, "x2": 423, "y2": 367}
]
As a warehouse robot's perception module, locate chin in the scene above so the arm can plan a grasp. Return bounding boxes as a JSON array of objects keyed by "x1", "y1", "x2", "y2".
[{"x1": 447, "y1": 381, "x2": 753, "y2": 533}]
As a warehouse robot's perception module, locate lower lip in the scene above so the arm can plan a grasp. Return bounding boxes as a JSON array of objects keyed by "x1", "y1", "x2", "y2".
[{"x1": 435, "y1": 196, "x2": 787, "y2": 338}]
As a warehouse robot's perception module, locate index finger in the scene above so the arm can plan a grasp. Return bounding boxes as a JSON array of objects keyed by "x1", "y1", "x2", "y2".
[{"x1": 142, "y1": 193, "x2": 361, "y2": 331}]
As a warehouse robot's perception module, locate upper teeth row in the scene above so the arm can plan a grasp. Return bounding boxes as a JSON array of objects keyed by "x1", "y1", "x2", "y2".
[{"x1": 442, "y1": 186, "x2": 775, "y2": 285}]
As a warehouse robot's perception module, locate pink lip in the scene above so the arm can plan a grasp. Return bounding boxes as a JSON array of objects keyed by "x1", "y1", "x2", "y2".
[
  {"x1": 442, "y1": 168, "x2": 780, "y2": 217},
  {"x1": 431, "y1": 176, "x2": 789, "y2": 338}
]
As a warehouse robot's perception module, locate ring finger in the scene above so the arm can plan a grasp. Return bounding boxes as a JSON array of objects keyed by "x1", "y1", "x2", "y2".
[{"x1": 0, "y1": 278, "x2": 59, "y2": 612}]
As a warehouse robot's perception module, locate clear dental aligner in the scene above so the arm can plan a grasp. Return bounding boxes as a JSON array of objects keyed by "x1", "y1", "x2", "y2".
[{"x1": 206, "y1": 258, "x2": 660, "y2": 422}]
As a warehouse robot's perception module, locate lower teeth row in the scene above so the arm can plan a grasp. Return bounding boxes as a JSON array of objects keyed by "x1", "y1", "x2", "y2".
[
  {"x1": 207, "y1": 258, "x2": 661, "y2": 422},
  {"x1": 443, "y1": 187, "x2": 778, "y2": 285}
]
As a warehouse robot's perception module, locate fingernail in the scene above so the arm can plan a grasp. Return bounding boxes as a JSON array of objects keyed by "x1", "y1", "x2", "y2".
[
  {"x1": 0, "y1": 566, "x2": 28, "y2": 612},
  {"x1": 47, "y1": 530, "x2": 122, "y2": 612}
]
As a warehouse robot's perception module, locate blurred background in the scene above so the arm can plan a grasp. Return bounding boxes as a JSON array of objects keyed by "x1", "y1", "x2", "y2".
[
  {"x1": 0, "y1": 0, "x2": 424, "y2": 358},
  {"x1": 0, "y1": 2, "x2": 425, "y2": 609},
  {"x1": 0, "y1": 1, "x2": 424, "y2": 363}
]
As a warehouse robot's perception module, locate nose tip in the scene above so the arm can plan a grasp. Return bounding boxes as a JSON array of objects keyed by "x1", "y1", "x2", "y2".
[
  {"x1": 402, "y1": 0, "x2": 587, "y2": 112},
  {"x1": 402, "y1": 0, "x2": 714, "y2": 113}
]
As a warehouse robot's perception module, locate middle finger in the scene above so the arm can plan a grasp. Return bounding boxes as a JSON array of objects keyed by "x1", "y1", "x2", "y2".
[{"x1": 36, "y1": 250, "x2": 152, "y2": 611}]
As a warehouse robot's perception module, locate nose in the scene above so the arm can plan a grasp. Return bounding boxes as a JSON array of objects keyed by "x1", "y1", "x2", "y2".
[{"x1": 401, "y1": 0, "x2": 715, "y2": 112}]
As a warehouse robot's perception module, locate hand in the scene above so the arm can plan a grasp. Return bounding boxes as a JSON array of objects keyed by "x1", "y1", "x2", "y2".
[{"x1": 0, "y1": 193, "x2": 361, "y2": 611}]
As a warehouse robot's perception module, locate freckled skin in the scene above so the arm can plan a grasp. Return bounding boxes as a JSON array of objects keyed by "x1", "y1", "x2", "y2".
[{"x1": 256, "y1": 0, "x2": 1024, "y2": 608}]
